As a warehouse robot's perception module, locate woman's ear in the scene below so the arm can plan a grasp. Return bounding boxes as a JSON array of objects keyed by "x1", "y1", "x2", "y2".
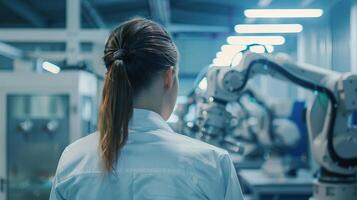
[{"x1": 163, "y1": 66, "x2": 175, "y2": 89}]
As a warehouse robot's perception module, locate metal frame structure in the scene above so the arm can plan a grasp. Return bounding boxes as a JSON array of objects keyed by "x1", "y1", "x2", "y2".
[
  {"x1": 0, "y1": 0, "x2": 108, "y2": 75},
  {"x1": 0, "y1": 0, "x2": 232, "y2": 75}
]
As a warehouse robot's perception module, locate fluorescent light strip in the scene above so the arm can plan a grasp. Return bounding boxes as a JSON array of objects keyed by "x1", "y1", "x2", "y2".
[
  {"x1": 42, "y1": 61, "x2": 60, "y2": 74},
  {"x1": 235, "y1": 24, "x2": 303, "y2": 33},
  {"x1": 216, "y1": 51, "x2": 223, "y2": 58},
  {"x1": 218, "y1": 46, "x2": 273, "y2": 58},
  {"x1": 213, "y1": 52, "x2": 243, "y2": 67},
  {"x1": 244, "y1": 9, "x2": 323, "y2": 18},
  {"x1": 216, "y1": 51, "x2": 235, "y2": 61},
  {"x1": 221, "y1": 45, "x2": 247, "y2": 52},
  {"x1": 212, "y1": 58, "x2": 231, "y2": 67},
  {"x1": 249, "y1": 45, "x2": 267, "y2": 53},
  {"x1": 218, "y1": 45, "x2": 274, "y2": 59},
  {"x1": 227, "y1": 36, "x2": 285, "y2": 45},
  {"x1": 215, "y1": 44, "x2": 274, "y2": 67}
]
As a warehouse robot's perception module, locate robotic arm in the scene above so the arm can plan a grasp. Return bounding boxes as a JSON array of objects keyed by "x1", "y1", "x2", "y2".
[
  {"x1": 181, "y1": 65, "x2": 300, "y2": 158},
  {"x1": 203, "y1": 52, "x2": 357, "y2": 199},
  {"x1": 234, "y1": 87, "x2": 300, "y2": 153},
  {"x1": 206, "y1": 52, "x2": 357, "y2": 174}
]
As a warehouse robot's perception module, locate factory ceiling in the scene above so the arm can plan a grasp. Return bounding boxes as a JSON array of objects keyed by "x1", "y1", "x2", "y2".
[{"x1": 0, "y1": 0, "x2": 332, "y2": 31}]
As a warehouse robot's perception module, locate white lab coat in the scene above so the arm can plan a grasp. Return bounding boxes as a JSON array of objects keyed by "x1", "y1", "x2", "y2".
[{"x1": 50, "y1": 108, "x2": 244, "y2": 200}]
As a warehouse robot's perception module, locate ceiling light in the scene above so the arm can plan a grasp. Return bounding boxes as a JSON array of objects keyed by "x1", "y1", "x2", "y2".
[
  {"x1": 227, "y1": 36, "x2": 285, "y2": 45},
  {"x1": 213, "y1": 52, "x2": 243, "y2": 67},
  {"x1": 221, "y1": 45, "x2": 247, "y2": 53},
  {"x1": 212, "y1": 58, "x2": 231, "y2": 67},
  {"x1": 244, "y1": 9, "x2": 323, "y2": 18},
  {"x1": 42, "y1": 61, "x2": 60, "y2": 74},
  {"x1": 249, "y1": 45, "x2": 267, "y2": 53},
  {"x1": 235, "y1": 24, "x2": 303, "y2": 33}
]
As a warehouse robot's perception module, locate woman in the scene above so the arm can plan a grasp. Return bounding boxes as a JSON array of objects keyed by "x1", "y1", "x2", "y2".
[{"x1": 50, "y1": 17, "x2": 244, "y2": 200}]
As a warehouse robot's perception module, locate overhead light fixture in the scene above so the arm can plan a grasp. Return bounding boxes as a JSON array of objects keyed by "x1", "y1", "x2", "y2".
[
  {"x1": 227, "y1": 36, "x2": 285, "y2": 45},
  {"x1": 233, "y1": 45, "x2": 274, "y2": 53},
  {"x1": 213, "y1": 52, "x2": 243, "y2": 67},
  {"x1": 216, "y1": 51, "x2": 235, "y2": 61},
  {"x1": 212, "y1": 58, "x2": 231, "y2": 67},
  {"x1": 42, "y1": 61, "x2": 60, "y2": 74},
  {"x1": 215, "y1": 44, "x2": 274, "y2": 67},
  {"x1": 216, "y1": 51, "x2": 223, "y2": 58},
  {"x1": 244, "y1": 9, "x2": 323, "y2": 18},
  {"x1": 235, "y1": 24, "x2": 303, "y2": 33},
  {"x1": 218, "y1": 44, "x2": 273, "y2": 61},
  {"x1": 221, "y1": 45, "x2": 247, "y2": 53},
  {"x1": 249, "y1": 45, "x2": 267, "y2": 53}
]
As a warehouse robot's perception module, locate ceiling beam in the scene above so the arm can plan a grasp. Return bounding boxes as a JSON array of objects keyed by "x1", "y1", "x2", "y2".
[
  {"x1": 2, "y1": 0, "x2": 46, "y2": 27},
  {"x1": 168, "y1": 24, "x2": 229, "y2": 33},
  {"x1": 185, "y1": 0, "x2": 259, "y2": 7},
  {"x1": 0, "y1": 25, "x2": 230, "y2": 43},
  {"x1": 149, "y1": 0, "x2": 171, "y2": 26},
  {"x1": 350, "y1": 2, "x2": 357, "y2": 72},
  {"x1": 171, "y1": 9, "x2": 234, "y2": 27},
  {"x1": 301, "y1": 0, "x2": 315, "y2": 7},
  {"x1": 0, "y1": 42, "x2": 23, "y2": 59},
  {"x1": 0, "y1": 29, "x2": 109, "y2": 42},
  {"x1": 91, "y1": 0, "x2": 134, "y2": 4},
  {"x1": 82, "y1": 0, "x2": 107, "y2": 29},
  {"x1": 258, "y1": 0, "x2": 272, "y2": 7},
  {"x1": 29, "y1": 51, "x2": 95, "y2": 61},
  {"x1": 66, "y1": 0, "x2": 81, "y2": 65}
]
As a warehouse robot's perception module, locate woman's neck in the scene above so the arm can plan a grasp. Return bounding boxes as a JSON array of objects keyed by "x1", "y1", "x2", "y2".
[{"x1": 133, "y1": 94, "x2": 163, "y2": 117}]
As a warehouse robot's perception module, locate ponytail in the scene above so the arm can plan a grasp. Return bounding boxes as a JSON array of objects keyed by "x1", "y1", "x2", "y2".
[
  {"x1": 99, "y1": 17, "x2": 178, "y2": 172},
  {"x1": 99, "y1": 59, "x2": 133, "y2": 171}
]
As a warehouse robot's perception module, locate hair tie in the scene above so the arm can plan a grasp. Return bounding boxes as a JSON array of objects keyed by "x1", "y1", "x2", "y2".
[{"x1": 113, "y1": 49, "x2": 128, "y2": 60}]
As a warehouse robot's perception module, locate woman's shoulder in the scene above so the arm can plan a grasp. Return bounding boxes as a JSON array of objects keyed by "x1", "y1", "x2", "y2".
[
  {"x1": 64, "y1": 132, "x2": 99, "y2": 155},
  {"x1": 154, "y1": 129, "x2": 229, "y2": 160},
  {"x1": 56, "y1": 132, "x2": 101, "y2": 177}
]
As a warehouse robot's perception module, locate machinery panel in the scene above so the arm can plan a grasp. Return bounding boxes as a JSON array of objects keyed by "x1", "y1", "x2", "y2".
[{"x1": 6, "y1": 94, "x2": 69, "y2": 200}]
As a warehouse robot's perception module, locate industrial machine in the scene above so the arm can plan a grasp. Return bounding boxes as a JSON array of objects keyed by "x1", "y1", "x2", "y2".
[
  {"x1": 229, "y1": 87, "x2": 303, "y2": 176},
  {"x1": 172, "y1": 68, "x2": 300, "y2": 156},
  {"x1": 199, "y1": 51, "x2": 357, "y2": 200},
  {"x1": 172, "y1": 70, "x2": 303, "y2": 172},
  {"x1": 0, "y1": 69, "x2": 98, "y2": 200}
]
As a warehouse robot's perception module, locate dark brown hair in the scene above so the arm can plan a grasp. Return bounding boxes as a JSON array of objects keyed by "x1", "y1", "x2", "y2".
[{"x1": 99, "y1": 17, "x2": 178, "y2": 171}]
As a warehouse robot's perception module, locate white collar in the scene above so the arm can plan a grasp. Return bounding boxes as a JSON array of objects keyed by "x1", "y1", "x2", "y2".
[{"x1": 129, "y1": 108, "x2": 173, "y2": 132}]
